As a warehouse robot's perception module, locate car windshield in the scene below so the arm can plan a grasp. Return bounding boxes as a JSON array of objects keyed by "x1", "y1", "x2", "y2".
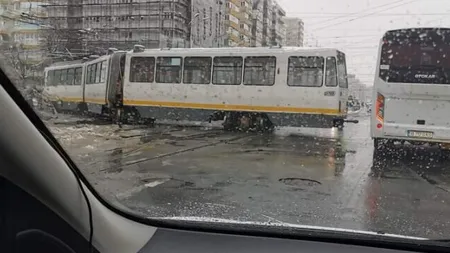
[{"x1": 4, "y1": 0, "x2": 450, "y2": 244}]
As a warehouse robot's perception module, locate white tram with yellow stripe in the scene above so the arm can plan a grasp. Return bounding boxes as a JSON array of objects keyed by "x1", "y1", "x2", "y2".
[{"x1": 44, "y1": 46, "x2": 350, "y2": 131}]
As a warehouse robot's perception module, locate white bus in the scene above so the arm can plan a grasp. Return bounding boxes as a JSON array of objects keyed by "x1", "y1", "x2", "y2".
[{"x1": 371, "y1": 28, "x2": 450, "y2": 151}]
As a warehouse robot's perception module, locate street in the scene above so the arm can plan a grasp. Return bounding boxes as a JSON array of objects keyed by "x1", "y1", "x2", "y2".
[{"x1": 46, "y1": 111, "x2": 450, "y2": 239}]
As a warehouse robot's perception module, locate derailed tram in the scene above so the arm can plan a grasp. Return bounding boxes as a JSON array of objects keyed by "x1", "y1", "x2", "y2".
[{"x1": 44, "y1": 46, "x2": 350, "y2": 131}]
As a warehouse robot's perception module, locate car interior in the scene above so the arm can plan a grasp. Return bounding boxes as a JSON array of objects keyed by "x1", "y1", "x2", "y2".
[{"x1": 0, "y1": 66, "x2": 448, "y2": 253}]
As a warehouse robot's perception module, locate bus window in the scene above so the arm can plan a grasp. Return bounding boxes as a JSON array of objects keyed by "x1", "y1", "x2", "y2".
[
  {"x1": 74, "y1": 67, "x2": 82, "y2": 85},
  {"x1": 212, "y1": 56, "x2": 243, "y2": 85},
  {"x1": 325, "y1": 57, "x2": 338, "y2": 87},
  {"x1": 156, "y1": 57, "x2": 182, "y2": 83},
  {"x1": 243, "y1": 56, "x2": 276, "y2": 86},
  {"x1": 67, "y1": 68, "x2": 75, "y2": 85},
  {"x1": 183, "y1": 57, "x2": 212, "y2": 84},
  {"x1": 130, "y1": 57, "x2": 155, "y2": 83},
  {"x1": 379, "y1": 29, "x2": 450, "y2": 84},
  {"x1": 287, "y1": 56, "x2": 324, "y2": 87},
  {"x1": 337, "y1": 52, "x2": 348, "y2": 88}
]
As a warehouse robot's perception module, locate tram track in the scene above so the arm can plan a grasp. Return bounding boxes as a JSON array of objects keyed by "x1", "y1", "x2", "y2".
[
  {"x1": 118, "y1": 133, "x2": 252, "y2": 168},
  {"x1": 88, "y1": 129, "x2": 252, "y2": 170}
]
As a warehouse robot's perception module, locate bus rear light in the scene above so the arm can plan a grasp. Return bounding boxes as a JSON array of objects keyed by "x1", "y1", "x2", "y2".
[
  {"x1": 377, "y1": 123, "x2": 383, "y2": 129},
  {"x1": 375, "y1": 93, "x2": 385, "y2": 122}
]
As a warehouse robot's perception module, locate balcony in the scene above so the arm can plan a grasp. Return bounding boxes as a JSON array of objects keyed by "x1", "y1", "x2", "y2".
[
  {"x1": 240, "y1": 5, "x2": 248, "y2": 12},
  {"x1": 228, "y1": 9, "x2": 240, "y2": 20},
  {"x1": 228, "y1": 33, "x2": 240, "y2": 43},
  {"x1": 241, "y1": 17, "x2": 252, "y2": 25},
  {"x1": 230, "y1": 0, "x2": 241, "y2": 7},
  {"x1": 241, "y1": 29, "x2": 252, "y2": 37}
]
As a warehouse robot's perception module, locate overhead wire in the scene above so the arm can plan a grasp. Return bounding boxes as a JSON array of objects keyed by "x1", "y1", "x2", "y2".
[
  {"x1": 309, "y1": 0, "x2": 412, "y2": 27},
  {"x1": 287, "y1": 12, "x2": 450, "y2": 16},
  {"x1": 322, "y1": 15, "x2": 450, "y2": 51},
  {"x1": 310, "y1": 11, "x2": 449, "y2": 55},
  {"x1": 301, "y1": 1, "x2": 428, "y2": 55},
  {"x1": 312, "y1": 0, "x2": 422, "y2": 32}
]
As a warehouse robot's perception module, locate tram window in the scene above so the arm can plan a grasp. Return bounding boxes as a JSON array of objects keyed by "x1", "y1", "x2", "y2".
[
  {"x1": 100, "y1": 61, "x2": 107, "y2": 83},
  {"x1": 46, "y1": 70, "x2": 54, "y2": 86},
  {"x1": 86, "y1": 61, "x2": 106, "y2": 84},
  {"x1": 95, "y1": 63, "x2": 101, "y2": 83},
  {"x1": 325, "y1": 57, "x2": 338, "y2": 87},
  {"x1": 74, "y1": 67, "x2": 82, "y2": 85},
  {"x1": 60, "y1": 69, "x2": 68, "y2": 85},
  {"x1": 91, "y1": 64, "x2": 96, "y2": 84},
  {"x1": 212, "y1": 56, "x2": 243, "y2": 85},
  {"x1": 156, "y1": 57, "x2": 182, "y2": 83},
  {"x1": 86, "y1": 64, "x2": 94, "y2": 84},
  {"x1": 54, "y1": 70, "x2": 61, "y2": 85},
  {"x1": 67, "y1": 68, "x2": 75, "y2": 85},
  {"x1": 85, "y1": 65, "x2": 90, "y2": 84},
  {"x1": 130, "y1": 57, "x2": 155, "y2": 83},
  {"x1": 89, "y1": 64, "x2": 95, "y2": 84},
  {"x1": 337, "y1": 52, "x2": 348, "y2": 88},
  {"x1": 287, "y1": 56, "x2": 324, "y2": 87},
  {"x1": 243, "y1": 56, "x2": 276, "y2": 86},
  {"x1": 183, "y1": 57, "x2": 212, "y2": 84},
  {"x1": 89, "y1": 65, "x2": 93, "y2": 84}
]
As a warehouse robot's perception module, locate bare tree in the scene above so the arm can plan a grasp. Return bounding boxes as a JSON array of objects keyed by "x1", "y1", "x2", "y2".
[
  {"x1": 0, "y1": 45, "x2": 25, "y2": 86},
  {"x1": 39, "y1": 25, "x2": 73, "y2": 61},
  {"x1": 7, "y1": 43, "x2": 28, "y2": 79}
]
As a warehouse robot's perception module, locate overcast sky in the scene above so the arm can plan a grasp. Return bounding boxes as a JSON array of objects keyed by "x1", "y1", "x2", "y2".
[{"x1": 277, "y1": 0, "x2": 450, "y2": 85}]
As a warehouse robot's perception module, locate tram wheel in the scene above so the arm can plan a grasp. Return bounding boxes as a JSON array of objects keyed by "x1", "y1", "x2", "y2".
[
  {"x1": 333, "y1": 119, "x2": 344, "y2": 129},
  {"x1": 223, "y1": 112, "x2": 239, "y2": 131}
]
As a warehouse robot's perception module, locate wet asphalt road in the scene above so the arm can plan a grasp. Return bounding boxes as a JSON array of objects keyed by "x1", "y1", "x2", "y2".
[{"x1": 47, "y1": 111, "x2": 450, "y2": 239}]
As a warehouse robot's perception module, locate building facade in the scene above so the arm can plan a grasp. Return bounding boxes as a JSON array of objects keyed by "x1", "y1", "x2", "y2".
[
  {"x1": 348, "y1": 73, "x2": 370, "y2": 102},
  {"x1": 270, "y1": 1, "x2": 285, "y2": 46},
  {"x1": 283, "y1": 17, "x2": 304, "y2": 47},
  {"x1": 251, "y1": 0, "x2": 285, "y2": 47},
  {"x1": 223, "y1": 0, "x2": 252, "y2": 47},
  {"x1": 191, "y1": 0, "x2": 227, "y2": 47},
  {"x1": 44, "y1": 0, "x2": 193, "y2": 54},
  {"x1": 250, "y1": 0, "x2": 263, "y2": 46},
  {"x1": 0, "y1": 0, "x2": 47, "y2": 77}
]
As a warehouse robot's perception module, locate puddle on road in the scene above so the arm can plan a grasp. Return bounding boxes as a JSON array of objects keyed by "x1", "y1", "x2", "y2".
[{"x1": 279, "y1": 178, "x2": 321, "y2": 187}]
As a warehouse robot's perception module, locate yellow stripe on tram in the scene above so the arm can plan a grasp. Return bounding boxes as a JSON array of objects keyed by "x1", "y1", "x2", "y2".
[
  {"x1": 53, "y1": 97, "x2": 344, "y2": 116},
  {"x1": 123, "y1": 99, "x2": 343, "y2": 115}
]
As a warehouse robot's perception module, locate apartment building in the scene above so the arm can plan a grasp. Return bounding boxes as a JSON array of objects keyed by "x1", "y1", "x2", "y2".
[
  {"x1": 224, "y1": 0, "x2": 252, "y2": 47},
  {"x1": 283, "y1": 17, "x2": 304, "y2": 47}
]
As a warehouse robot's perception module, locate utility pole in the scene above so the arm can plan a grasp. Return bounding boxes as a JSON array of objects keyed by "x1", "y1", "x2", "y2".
[
  {"x1": 187, "y1": 13, "x2": 200, "y2": 48},
  {"x1": 168, "y1": 0, "x2": 175, "y2": 48},
  {"x1": 216, "y1": 17, "x2": 220, "y2": 47},
  {"x1": 159, "y1": 1, "x2": 163, "y2": 48}
]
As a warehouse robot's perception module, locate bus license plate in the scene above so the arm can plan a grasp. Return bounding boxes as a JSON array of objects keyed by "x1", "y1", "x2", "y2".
[{"x1": 407, "y1": 131, "x2": 433, "y2": 138}]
